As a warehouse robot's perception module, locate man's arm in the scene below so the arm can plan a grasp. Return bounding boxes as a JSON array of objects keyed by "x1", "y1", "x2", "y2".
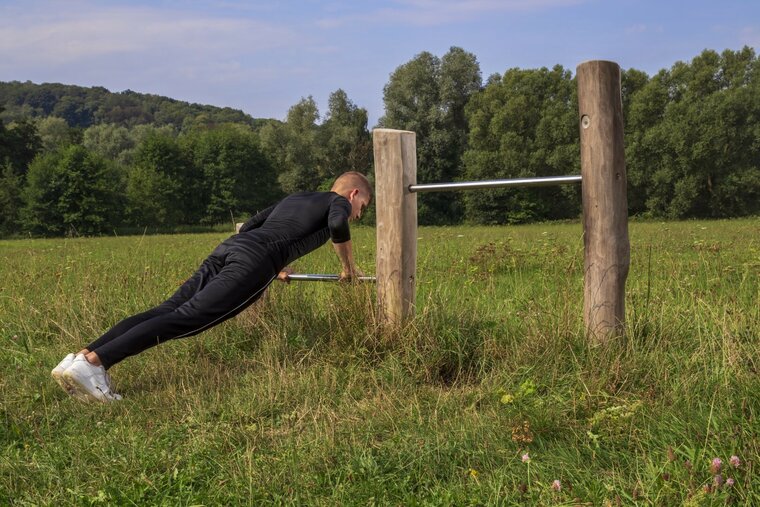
[
  {"x1": 238, "y1": 203, "x2": 277, "y2": 233},
  {"x1": 327, "y1": 196, "x2": 362, "y2": 280},
  {"x1": 333, "y1": 240, "x2": 363, "y2": 280}
]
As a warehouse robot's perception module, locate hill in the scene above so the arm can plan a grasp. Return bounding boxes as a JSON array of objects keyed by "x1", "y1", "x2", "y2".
[{"x1": 0, "y1": 80, "x2": 271, "y2": 129}]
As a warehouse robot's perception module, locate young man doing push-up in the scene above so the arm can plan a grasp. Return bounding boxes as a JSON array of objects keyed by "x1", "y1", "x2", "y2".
[{"x1": 51, "y1": 171, "x2": 372, "y2": 402}]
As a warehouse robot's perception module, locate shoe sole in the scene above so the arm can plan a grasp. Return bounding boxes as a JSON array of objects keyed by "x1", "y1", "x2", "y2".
[
  {"x1": 62, "y1": 369, "x2": 107, "y2": 403},
  {"x1": 51, "y1": 369, "x2": 74, "y2": 393},
  {"x1": 51, "y1": 369, "x2": 89, "y2": 399}
]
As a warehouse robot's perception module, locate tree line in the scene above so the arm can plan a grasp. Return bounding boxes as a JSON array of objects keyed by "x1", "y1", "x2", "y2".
[
  {"x1": 0, "y1": 81, "x2": 263, "y2": 129},
  {"x1": 1, "y1": 46, "x2": 758, "y2": 237},
  {"x1": 379, "y1": 46, "x2": 759, "y2": 224},
  {"x1": 0, "y1": 88, "x2": 372, "y2": 236}
]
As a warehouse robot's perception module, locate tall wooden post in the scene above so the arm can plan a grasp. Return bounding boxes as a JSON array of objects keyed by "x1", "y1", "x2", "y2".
[
  {"x1": 577, "y1": 60, "x2": 630, "y2": 343},
  {"x1": 373, "y1": 128, "x2": 417, "y2": 330}
]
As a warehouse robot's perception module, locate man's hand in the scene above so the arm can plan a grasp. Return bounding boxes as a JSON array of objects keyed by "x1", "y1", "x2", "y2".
[
  {"x1": 339, "y1": 266, "x2": 364, "y2": 282},
  {"x1": 333, "y1": 240, "x2": 360, "y2": 282},
  {"x1": 277, "y1": 266, "x2": 294, "y2": 283}
]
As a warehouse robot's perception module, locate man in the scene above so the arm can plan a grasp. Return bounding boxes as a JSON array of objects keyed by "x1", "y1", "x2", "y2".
[{"x1": 51, "y1": 171, "x2": 372, "y2": 402}]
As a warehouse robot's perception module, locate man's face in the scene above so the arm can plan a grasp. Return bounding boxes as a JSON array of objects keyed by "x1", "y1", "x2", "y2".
[{"x1": 348, "y1": 189, "x2": 371, "y2": 221}]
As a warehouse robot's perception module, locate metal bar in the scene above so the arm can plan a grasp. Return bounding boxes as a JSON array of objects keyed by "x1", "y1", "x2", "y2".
[
  {"x1": 408, "y1": 175, "x2": 582, "y2": 193},
  {"x1": 287, "y1": 274, "x2": 377, "y2": 283}
]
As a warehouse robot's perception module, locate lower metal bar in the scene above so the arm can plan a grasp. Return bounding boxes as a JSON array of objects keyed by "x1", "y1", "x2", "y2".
[
  {"x1": 287, "y1": 274, "x2": 377, "y2": 283},
  {"x1": 408, "y1": 175, "x2": 582, "y2": 193}
]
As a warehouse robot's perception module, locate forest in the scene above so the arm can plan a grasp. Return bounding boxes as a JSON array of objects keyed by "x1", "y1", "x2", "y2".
[{"x1": 1, "y1": 46, "x2": 758, "y2": 237}]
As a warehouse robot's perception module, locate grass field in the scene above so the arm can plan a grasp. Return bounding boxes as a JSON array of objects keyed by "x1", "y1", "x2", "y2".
[{"x1": 1, "y1": 219, "x2": 758, "y2": 505}]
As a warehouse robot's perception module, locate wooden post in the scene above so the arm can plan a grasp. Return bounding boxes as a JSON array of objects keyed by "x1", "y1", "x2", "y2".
[
  {"x1": 577, "y1": 60, "x2": 630, "y2": 343},
  {"x1": 373, "y1": 128, "x2": 417, "y2": 330}
]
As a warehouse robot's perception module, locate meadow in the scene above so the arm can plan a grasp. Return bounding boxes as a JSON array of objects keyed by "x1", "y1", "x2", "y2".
[{"x1": 1, "y1": 219, "x2": 758, "y2": 505}]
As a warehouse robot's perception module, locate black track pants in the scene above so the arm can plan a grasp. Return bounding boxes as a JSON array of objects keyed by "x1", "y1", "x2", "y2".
[{"x1": 86, "y1": 248, "x2": 277, "y2": 369}]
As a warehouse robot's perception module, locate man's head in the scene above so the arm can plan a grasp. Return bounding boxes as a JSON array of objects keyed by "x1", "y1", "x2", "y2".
[{"x1": 331, "y1": 171, "x2": 373, "y2": 221}]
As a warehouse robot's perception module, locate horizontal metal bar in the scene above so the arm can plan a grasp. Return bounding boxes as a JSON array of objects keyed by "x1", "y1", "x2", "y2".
[
  {"x1": 408, "y1": 175, "x2": 582, "y2": 193},
  {"x1": 287, "y1": 274, "x2": 377, "y2": 283}
]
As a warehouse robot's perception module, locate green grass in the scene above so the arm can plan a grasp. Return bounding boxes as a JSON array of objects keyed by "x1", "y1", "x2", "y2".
[{"x1": 1, "y1": 219, "x2": 758, "y2": 505}]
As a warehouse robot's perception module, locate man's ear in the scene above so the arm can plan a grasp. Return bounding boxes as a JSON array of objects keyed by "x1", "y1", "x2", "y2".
[{"x1": 348, "y1": 188, "x2": 359, "y2": 200}]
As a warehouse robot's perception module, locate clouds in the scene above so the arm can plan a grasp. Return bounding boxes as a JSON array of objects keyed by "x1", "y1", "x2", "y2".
[
  {"x1": 0, "y1": 0, "x2": 757, "y2": 123},
  {"x1": 0, "y1": 1, "x2": 317, "y2": 117},
  {"x1": 317, "y1": 0, "x2": 585, "y2": 28},
  {"x1": 0, "y1": 4, "x2": 299, "y2": 68}
]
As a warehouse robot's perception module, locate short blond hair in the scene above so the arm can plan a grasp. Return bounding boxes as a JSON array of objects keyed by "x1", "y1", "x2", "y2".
[{"x1": 331, "y1": 172, "x2": 373, "y2": 199}]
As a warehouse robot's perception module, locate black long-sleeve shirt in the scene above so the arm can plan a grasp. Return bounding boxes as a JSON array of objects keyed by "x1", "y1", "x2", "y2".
[{"x1": 230, "y1": 191, "x2": 352, "y2": 269}]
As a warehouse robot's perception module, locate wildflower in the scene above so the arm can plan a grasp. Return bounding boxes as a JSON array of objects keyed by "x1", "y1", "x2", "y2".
[
  {"x1": 552, "y1": 480, "x2": 561, "y2": 491},
  {"x1": 714, "y1": 474, "x2": 723, "y2": 488},
  {"x1": 500, "y1": 393, "x2": 514, "y2": 404},
  {"x1": 729, "y1": 455, "x2": 740, "y2": 468},
  {"x1": 522, "y1": 453, "x2": 531, "y2": 463},
  {"x1": 726, "y1": 478, "x2": 735, "y2": 487},
  {"x1": 468, "y1": 468, "x2": 479, "y2": 479},
  {"x1": 710, "y1": 457, "x2": 722, "y2": 474}
]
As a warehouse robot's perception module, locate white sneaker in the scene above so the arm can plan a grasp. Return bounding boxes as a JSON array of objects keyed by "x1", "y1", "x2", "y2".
[
  {"x1": 62, "y1": 356, "x2": 123, "y2": 403},
  {"x1": 52, "y1": 353, "x2": 95, "y2": 402},
  {"x1": 51, "y1": 353, "x2": 77, "y2": 394}
]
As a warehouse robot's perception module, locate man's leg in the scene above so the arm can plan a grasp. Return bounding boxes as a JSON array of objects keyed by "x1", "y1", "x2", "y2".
[
  {"x1": 83, "y1": 255, "x2": 225, "y2": 354},
  {"x1": 91, "y1": 265, "x2": 277, "y2": 369},
  {"x1": 56, "y1": 257, "x2": 228, "y2": 400},
  {"x1": 62, "y1": 263, "x2": 275, "y2": 401}
]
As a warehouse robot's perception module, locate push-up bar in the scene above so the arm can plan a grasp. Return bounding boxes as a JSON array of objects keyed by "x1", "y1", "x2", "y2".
[{"x1": 287, "y1": 274, "x2": 377, "y2": 282}]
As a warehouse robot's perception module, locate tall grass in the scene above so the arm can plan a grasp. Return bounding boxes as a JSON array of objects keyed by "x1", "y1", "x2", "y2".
[{"x1": 1, "y1": 219, "x2": 758, "y2": 505}]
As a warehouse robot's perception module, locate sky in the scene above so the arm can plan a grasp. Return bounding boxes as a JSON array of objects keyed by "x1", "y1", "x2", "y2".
[{"x1": 1, "y1": 0, "x2": 758, "y2": 126}]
